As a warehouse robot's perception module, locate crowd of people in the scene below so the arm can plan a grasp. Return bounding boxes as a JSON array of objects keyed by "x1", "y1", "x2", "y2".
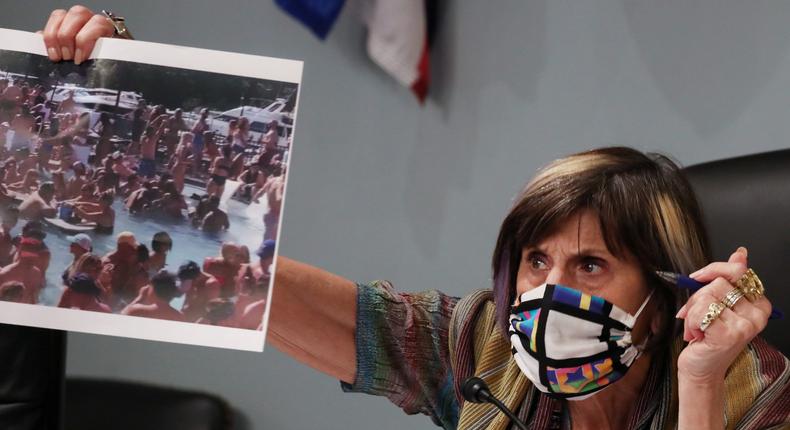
[
  {"x1": 0, "y1": 72, "x2": 285, "y2": 329},
  {"x1": 0, "y1": 212, "x2": 271, "y2": 329},
  {"x1": 0, "y1": 75, "x2": 287, "y2": 239}
]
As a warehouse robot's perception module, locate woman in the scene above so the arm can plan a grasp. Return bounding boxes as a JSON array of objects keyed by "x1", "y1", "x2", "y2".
[
  {"x1": 206, "y1": 145, "x2": 232, "y2": 197},
  {"x1": 57, "y1": 272, "x2": 111, "y2": 314},
  {"x1": 266, "y1": 147, "x2": 784, "y2": 429},
  {"x1": 231, "y1": 117, "x2": 250, "y2": 156},
  {"x1": 42, "y1": 8, "x2": 788, "y2": 430}
]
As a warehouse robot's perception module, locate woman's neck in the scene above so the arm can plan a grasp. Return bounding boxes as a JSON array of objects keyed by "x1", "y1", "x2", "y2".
[{"x1": 565, "y1": 353, "x2": 652, "y2": 430}]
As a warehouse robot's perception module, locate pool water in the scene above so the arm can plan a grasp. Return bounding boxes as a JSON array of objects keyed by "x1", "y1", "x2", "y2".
[{"x1": 37, "y1": 183, "x2": 269, "y2": 307}]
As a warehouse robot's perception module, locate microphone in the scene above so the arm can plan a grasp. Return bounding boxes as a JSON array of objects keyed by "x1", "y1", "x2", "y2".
[{"x1": 462, "y1": 377, "x2": 529, "y2": 430}]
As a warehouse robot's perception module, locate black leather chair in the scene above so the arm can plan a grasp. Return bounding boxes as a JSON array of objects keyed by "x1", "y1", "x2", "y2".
[
  {"x1": 685, "y1": 148, "x2": 790, "y2": 355},
  {"x1": 0, "y1": 326, "x2": 233, "y2": 430},
  {"x1": 64, "y1": 378, "x2": 233, "y2": 430},
  {"x1": 0, "y1": 326, "x2": 65, "y2": 430}
]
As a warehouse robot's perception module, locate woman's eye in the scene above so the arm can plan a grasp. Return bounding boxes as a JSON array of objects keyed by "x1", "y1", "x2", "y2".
[
  {"x1": 529, "y1": 256, "x2": 547, "y2": 270},
  {"x1": 580, "y1": 260, "x2": 604, "y2": 274}
]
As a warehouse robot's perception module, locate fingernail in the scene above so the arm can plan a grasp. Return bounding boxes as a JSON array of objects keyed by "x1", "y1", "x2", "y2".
[
  {"x1": 61, "y1": 46, "x2": 71, "y2": 60},
  {"x1": 689, "y1": 269, "x2": 703, "y2": 279},
  {"x1": 47, "y1": 47, "x2": 60, "y2": 61},
  {"x1": 675, "y1": 309, "x2": 684, "y2": 319},
  {"x1": 738, "y1": 246, "x2": 748, "y2": 257},
  {"x1": 74, "y1": 48, "x2": 83, "y2": 65}
]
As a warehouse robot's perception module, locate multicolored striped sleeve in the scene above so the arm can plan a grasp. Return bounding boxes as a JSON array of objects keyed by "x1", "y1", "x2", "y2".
[
  {"x1": 725, "y1": 337, "x2": 790, "y2": 430},
  {"x1": 340, "y1": 281, "x2": 461, "y2": 429}
]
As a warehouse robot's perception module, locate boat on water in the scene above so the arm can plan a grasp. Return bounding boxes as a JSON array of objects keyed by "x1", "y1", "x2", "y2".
[
  {"x1": 45, "y1": 85, "x2": 143, "y2": 128},
  {"x1": 197, "y1": 98, "x2": 294, "y2": 146}
]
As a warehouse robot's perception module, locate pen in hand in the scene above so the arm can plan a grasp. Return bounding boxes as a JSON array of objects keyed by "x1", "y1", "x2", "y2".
[{"x1": 655, "y1": 271, "x2": 783, "y2": 320}]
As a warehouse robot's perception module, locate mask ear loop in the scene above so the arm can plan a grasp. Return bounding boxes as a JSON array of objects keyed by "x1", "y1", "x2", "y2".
[
  {"x1": 633, "y1": 289, "x2": 655, "y2": 320},
  {"x1": 631, "y1": 289, "x2": 656, "y2": 353}
]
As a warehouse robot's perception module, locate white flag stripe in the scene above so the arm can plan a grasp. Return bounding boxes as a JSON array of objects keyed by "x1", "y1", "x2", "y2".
[{"x1": 364, "y1": 0, "x2": 426, "y2": 88}]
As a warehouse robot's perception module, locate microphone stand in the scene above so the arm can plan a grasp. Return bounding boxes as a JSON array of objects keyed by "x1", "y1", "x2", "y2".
[{"x1": 462, "y1": 377, "x2": 529, "y2": 430}]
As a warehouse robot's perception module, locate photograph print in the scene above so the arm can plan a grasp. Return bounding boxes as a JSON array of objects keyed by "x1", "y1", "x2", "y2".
[{"x1": 0, "y1": 28, "x2": 302, "y2": 351}]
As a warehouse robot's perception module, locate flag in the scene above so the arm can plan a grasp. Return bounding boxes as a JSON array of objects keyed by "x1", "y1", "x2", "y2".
[
  {"x1": 275, "y1": 0, "x2": 346, "y2": 40},
  {"x1": 277, "y1": 0, "x2": 436, "y2": 103},
  {"x1": 363, "y1": 0, "x2": 431, "y2": 103}
]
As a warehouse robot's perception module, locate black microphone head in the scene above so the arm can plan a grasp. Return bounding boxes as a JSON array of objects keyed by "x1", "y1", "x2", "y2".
[{"x1": 462, "y1": 376, "x2": 491, "y2": 403}]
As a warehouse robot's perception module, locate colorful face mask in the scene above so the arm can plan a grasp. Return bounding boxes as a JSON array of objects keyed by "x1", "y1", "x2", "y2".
[{"x1": 508, "y1": 283, "x2": 652, "y2": 400}]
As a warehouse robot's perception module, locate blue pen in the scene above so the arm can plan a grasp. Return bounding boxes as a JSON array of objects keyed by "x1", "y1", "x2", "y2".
[{"x1": 655, "y1": 271, "x2": 783, "y2": 320}]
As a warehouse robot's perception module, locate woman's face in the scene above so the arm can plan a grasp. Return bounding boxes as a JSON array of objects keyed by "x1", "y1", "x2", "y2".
[{"x1": 515, "y1": 210, "x2": 655, "y2": 333}]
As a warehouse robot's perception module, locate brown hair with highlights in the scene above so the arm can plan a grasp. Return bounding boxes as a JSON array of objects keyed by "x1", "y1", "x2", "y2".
[{"x1": 492, "y1": 147, "x2": 710, "y2": 353}]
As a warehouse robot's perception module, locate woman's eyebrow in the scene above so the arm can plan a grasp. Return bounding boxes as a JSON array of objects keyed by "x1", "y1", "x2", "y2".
[{"x1": 571, "y1": 248, "x2": 611, "y2": 259}]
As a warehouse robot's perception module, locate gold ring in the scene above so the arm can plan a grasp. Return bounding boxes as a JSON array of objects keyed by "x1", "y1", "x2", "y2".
[
  {"x1": 721, "y1": 288, "x2": 745, "y2": 309},
  {"x1": 736, "y1": 268, "x2": 764, "y2": 301},
  {"x1": 700, "y1": 302, "x2": 726, "y2": 332}
]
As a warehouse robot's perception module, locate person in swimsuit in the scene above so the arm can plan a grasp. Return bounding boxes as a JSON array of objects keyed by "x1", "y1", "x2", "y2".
[
  {"x1": 120, "y1": 271, "x2": 186, "y2": 322},
  {"x1": 61, "y1": 233, "x2": 92, "y2": 283},
  {"x1": 190, "y1": 108, "x2": 209, "y2": 176},
  {"x1": 0, "y1": 280, "x2": 25, "y2": 303},
  {"x1": 64, "y1": 161, "x2": 87, "y2": 199},
  {"x1": 0, "y1": 238, "x2": 43, "y2": 304},
  {"x1": 138, "y1": 114, "x2": 167, "y2": 178},
  {"x1": 170, "y1": 132, "x2": 192, "y2": 193},
  {"x1": 230, "y1": 117, "x2": 250, "y2": 155},
  {"x1": 7, "y1": 169, "x2": 40, "y2": 194},
  {"x1": 58, "y1": 273, "x2": 111, "y2": 313},
  {"x1": 148, "y1": 231, "x2": 172, "y2": 273},
  {"x1": 163, "y1": 109, "x2": 187, "y2": 159},
  {"x1": 232, "y1": 262, "x2": 268, "y2": 329},
  {"x1": 119, "y1": 173, "x2": 141, "y2": 198},
  {"x1": 177, "y1": 260, "x2": 221, "y2": 322},
  {"x1": 199, "y1": 195, "x2": 229, "y2": 233},
  {"x1": 129, "y1": 103, "x2": 147, "y2": 155},
  {"x1": 0, "y1": 206, "x2": 19, "y2": 266},
  {"x1": 19, "y1": 182, "x2": 57, "y2": 220},
  {"x1": 72, "y1": 191, "x2": 115, "y2": 234},
  {"x1": 55, "y1": 137, "x2": 75, "y2": 173},
  {"x1": 65, "y1": 182, "x2": 98, "y2": 206},
  {"x1": 207, "y1": 145, "x2": 232, "y2": 197},
  {"x1": 255, "y1": 165, "x2": 284, "y2": 241},
  {"x1": 2, "y1": 158, "x2": 21, "y2": 184},
  {"x1": 196, "y1": 297, "x2": 237, "y2": 327},
  {"x1": 150, "y1": 180, "x2": 187, "y2": 218},
  {"x1": 125, "y1": 180, "x2": 158, "y2": 214},
  {"x1": 203, "y1": 242, "x2": 245, "y2": 297},
  {"x1": 91, "y1": 112, "x2": 113, "y2": 166}
]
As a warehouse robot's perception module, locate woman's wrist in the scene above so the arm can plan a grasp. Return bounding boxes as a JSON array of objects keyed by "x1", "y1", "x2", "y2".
[{"x1": 677, "y1": 371, "x2": 726, "y2": 430}]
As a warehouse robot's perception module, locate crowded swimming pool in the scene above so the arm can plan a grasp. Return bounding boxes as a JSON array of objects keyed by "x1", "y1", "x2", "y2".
[{"x1": 37, "y1": 183, "x2": 268, "y2": 307}]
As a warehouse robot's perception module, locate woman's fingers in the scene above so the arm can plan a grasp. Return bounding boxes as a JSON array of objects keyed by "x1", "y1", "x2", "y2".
[
  {"x1": 689, "y1": 247, "x2": 748, "y2": 284},
  {"x1": 43, "y1": 9, "x2": 68, "y2": 61},
  {"x1": 681, "y1": 277, "x2": 731, "y2": 341},
  {"x1": 680, "y1": 277, "x2": 771, "y2": 343},
  {"x1": 74, "y1": 14, "x2": 114, "y2": 64},
  {"x1": 56, "y1": 5, "x2": 95, "y2": 61},
  {"x1": 42, "y1": 6, "x2": 113, "y2": 64}
]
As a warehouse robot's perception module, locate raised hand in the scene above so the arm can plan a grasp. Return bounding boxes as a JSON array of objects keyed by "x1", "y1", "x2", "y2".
[{"x1": 42, "y1": 5, "x2": 114, "y2": 64}]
